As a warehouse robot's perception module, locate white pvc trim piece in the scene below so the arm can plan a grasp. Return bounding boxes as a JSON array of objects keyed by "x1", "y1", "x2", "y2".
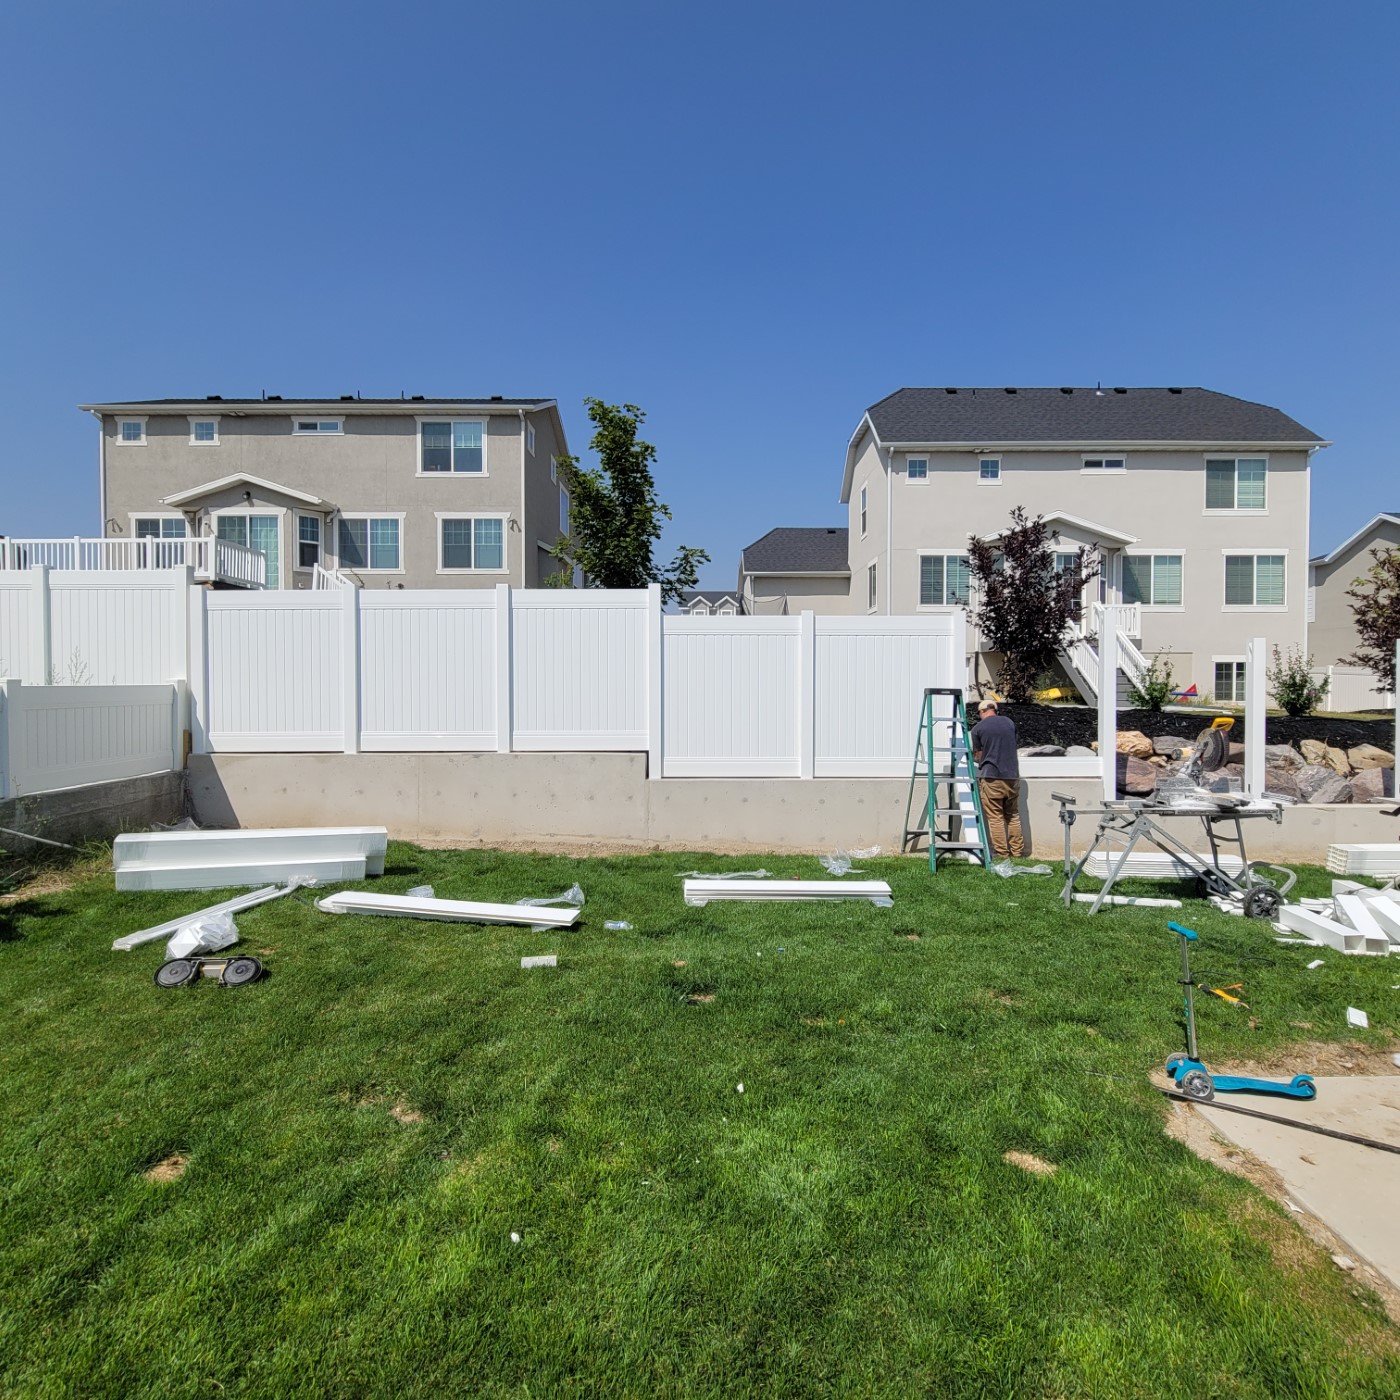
[
  {"x1": 1335, "y1": 894, "x2": 1388, "y2": 942},
  {"x1": 115, "y1": 856, "x2": 367, "y2": 892},
  {"x1": 1356, "y1": 893, "x2": 1400, "y2": 947},
  {"x1": 114, "y1": 827, "x2": 388, "y2": 876},
  {"x1": 683, "y1": 879, "x2": 892, "y2": 906},
  {"x1": 1071, "y1": 893, "x2": 1182, "y2": 908},
  {"x1": 1083, "y1": 852, "x2": 1244, "y2": 880},
  {"x1": 314, "y1": 891, "x2": 581, "y2": 927},
  {"x1": 1326, "y1": 844, "x2": 1400, "y2": 876},
  {"x1": 112, "y1": 884, "x2": 296, "y2": 951},
  {"x1": 1277, "y1": 904, "x2": 1389, "y2": 956}
]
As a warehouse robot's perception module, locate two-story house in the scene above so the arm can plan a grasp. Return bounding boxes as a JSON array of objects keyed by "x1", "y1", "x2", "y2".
[
  {"x1": 836, "y1": 386, "x2": 1326, "y2": 700},
  {"x1": 82, "y1": 395, "x2": 573, "y2": 590}
]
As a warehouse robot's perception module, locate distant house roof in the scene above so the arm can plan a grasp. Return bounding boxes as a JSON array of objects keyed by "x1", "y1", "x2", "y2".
[
  {"x1": 681, "y1": 590, "x2": 743, "y2": 608},
  {"x1": 740, "y1": 527, "x2": 849, "y2": 575},
  {"x1": 80, "y1": 396, "x2": 555, "y2": 413},
  {"x1": 865, "y1": 387, "x2": 1324, "y2": 446},
  {"x1": 1310, "y1": 512, "x2": 1400, "y2": 566}
]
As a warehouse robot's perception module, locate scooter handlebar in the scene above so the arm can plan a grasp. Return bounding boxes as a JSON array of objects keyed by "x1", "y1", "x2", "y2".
[{"x1": 1167, "y1": 920, "x2": 1198, "y2": 941}]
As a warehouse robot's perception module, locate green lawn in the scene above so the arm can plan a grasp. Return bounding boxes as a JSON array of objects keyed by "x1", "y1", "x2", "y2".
[{"x1": 2, "y1": 846, "x2": 1399, "y2": 1398}]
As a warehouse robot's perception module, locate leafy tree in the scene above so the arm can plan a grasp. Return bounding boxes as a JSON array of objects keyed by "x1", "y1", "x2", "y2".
[
  {"x1": 548, "y1": 399, "x2": 708, "y2": 603},
  {"x1": 966, "y1": 507, "x2": 1100, "y2": 703},
  {"x1": 1344, "y1": 545, "x2": 1400, "y2": 692},
  {"x1": 1267, "y1": 644, "x2": 1328, "y2": 717}
]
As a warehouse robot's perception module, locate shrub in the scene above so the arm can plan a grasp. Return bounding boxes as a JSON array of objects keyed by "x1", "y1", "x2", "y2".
[
  {"x1": 1267, "y1": 644, "x2": 1328, "y2": 717},
  {"x1": 1126, "y1": 653, "x2": 1175, "y2": 711}
]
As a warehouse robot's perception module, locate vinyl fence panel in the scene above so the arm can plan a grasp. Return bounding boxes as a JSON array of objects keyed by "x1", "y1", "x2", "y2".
[{"x1": 48, "y1": 570, "x2": 188, "y2": 686}]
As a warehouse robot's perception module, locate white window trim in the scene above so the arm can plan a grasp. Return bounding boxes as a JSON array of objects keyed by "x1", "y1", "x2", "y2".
[
  {"x1": 916, "y1": 551, "x2": 972, "y2": 610},
  {"x1": 127, "y1": 511, "x2": 188, "y2": 533},
  {"x1": 550, "y1": 455, "x2": 558, "y2": 483},
  {"x1": 434, "y1": 511, "x2": 509, "y2": 575},
  {"x1": 1212, "y1": 656, "x2": 1248, "y2": 705},
  {"x1": 905, "y1": 455, "x2": 930, "y2": 483},
  {"x1": 291, "y1": 417, "x2": 344, "y2": 435},
  {"x1": 859, "y1": 485, "x2": 868, "y2": 539},
  {"x1": 1122, "y1": 549, "x2": 1186, "y2": 612},
  {"x1": 977, "y1": 456, "x2": 1002, "y2": 486},
  {"x1": 526, "y1": 421, "x2": 536, "y2": 456},
  {"x1": 187, "y1": 415, "x2": 221, "y2": 446},
  {"x1": 294, "y1": 512, "x2": 323, "y2": 571},
  {"x1": 416, "y1": 416, "x2": 487, "y2": 477},
  {"x1": 1203, "y1": 453, "x2": 1269, "y2": 514},
  {"x1": 335, "y1": 511, "x2": 407, "y2": 575},
  {"x1": 116, "y1": 416, "x2": 148, "y2": 446},
  {"x1": 1220, "y1": 548, "x2": 1288, "y2": 611},
  {"x1": 867, "y1": 561, "x2": 878, "y2": 614},
  {"x1": 1081, "y1": 453, "x2": 1127, "y2": 474}
]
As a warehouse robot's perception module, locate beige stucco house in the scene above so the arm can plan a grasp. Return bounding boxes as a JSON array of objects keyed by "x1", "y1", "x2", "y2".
[
  {"x1": 83, "y1": 395, "x2": 572, "y2": 590},
  {"x1": 833, "y1": 386, "x2": 1327, "y2": 700},
  {"x1": 1309, "y1": 512, "x2": 1400, "y2": 667},
  {"x1": 737, "y1": 527, "x2": 851, "y2": 616}
]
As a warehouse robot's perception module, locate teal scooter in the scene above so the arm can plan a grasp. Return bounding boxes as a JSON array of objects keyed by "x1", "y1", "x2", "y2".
[{"x1": 1164, "y1": 921, "x2": 1316, "y2": 1103}]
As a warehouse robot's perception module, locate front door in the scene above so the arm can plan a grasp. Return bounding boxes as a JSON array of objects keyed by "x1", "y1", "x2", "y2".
[{"x1": 217, "y1": 514, "x2": 281, "y2": 588}]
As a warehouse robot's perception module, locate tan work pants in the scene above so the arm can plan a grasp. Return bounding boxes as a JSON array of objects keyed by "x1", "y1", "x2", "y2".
[{"x1": 980, "y1": 779, "x2": 1024, "y2": 860}]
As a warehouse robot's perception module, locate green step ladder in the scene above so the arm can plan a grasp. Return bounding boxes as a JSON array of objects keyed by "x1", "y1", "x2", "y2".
[{"x1": 901, "y1": 687, "x2": 991, "y2": 870}]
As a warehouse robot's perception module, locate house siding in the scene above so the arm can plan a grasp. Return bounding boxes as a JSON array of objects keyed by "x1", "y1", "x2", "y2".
[{"x1": 1311, "y1": 519, "x2": 1400, "y2": 666}]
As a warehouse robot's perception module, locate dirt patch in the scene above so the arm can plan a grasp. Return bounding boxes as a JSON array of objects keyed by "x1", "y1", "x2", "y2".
[
  {"x1": 143, "y1": 1153, "x2": 188, "y2": 1184},
  {"x1": 390, "y1": 1101, "x2": 425, "y2": 1125},
  {"x1": 672, "y1": 959, "x2": 687, "y2": 968},
  {"x1": 989, "y1": 990, "x2": 1017, "y2": 1007},
  {"x1": 1003, "y1": 1150, "x2": 1057, "y2": 1177},
  {"x1": 686, "y1": 992, "x2": 716, "y2": 1005},
  {"x1": 801, "y1": 1016, "x2": 827, "y2": 1027},
  {"x1": 547, "y1": 1139, "x2": 562, "y2": 1154},
  {"x1": 1209, "y1": 1039, "x2": 1400, "y2": 1081},
  {"x1": 0, "y1": 852, "x2": 108, "y2": 907}
]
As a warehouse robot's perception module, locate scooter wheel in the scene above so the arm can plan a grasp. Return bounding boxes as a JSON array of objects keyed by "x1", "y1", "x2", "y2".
[
  {"x1": 1242, "y1": 887, "x2": 1283, "y2": 921},
  {"x1": 1180, "y1": 1069, "x2": 1215, "y2": 1102},
  {"x1": 219, "y1": 956, "x2": 264, "y2": 988},
  {"x1": 154, "y1": 958, "x2": 200, "y2": 988}
]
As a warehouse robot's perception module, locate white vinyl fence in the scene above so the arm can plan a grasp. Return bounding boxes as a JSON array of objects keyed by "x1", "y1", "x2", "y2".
[
  {"x1": 0, "y1": 680, "x2": 182, "y2": 798},
  {"x1": 1309, "y1": 665, "x2": 1395, "y2": 713}
]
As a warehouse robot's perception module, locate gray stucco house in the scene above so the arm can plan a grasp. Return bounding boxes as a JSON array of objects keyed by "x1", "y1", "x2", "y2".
[
  {"x1": 737, "y1": 527, "x2": 851, "y2": 615},
  {"x1": 1309, "y1": 511, "x2": 1400, "y2": 666},
  {"x1": 82, "y1": 395, "x2": 573, "y2": 590}
]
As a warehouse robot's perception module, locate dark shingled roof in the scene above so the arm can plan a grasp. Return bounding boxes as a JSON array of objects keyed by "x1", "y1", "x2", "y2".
[
  {"x1": 741, "y1": 527, "x2": 849, "y2": 574},
  {"x1": 865, "y1": 387, "x2": 1323, "y2": 445}
]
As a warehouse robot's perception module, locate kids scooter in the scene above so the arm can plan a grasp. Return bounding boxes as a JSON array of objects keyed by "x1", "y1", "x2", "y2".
[{"x1": 1164, "y1": 921, "x2": 1316, "y2": 1103}]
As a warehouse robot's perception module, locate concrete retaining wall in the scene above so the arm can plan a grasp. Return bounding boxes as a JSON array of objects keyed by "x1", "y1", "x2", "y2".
[
  {"x1": 0, "y1": 770, "x2": 185, "y2": 848},
  {"x1": 187, "y1": 754, "x2": 1400, "y2": 860}
]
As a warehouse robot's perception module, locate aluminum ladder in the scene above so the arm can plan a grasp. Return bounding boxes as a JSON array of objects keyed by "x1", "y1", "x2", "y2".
[{"x1": 901, "y1": 687, "x2": 990, "y2": 870}]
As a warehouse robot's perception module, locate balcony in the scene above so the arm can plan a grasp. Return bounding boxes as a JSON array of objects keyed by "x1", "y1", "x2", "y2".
[{"x1": 0, "y1": 536, "x2": 266, "y2": 588}]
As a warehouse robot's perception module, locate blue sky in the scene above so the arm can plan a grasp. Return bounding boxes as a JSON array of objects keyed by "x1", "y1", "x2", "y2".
[{"x1": 2, "y1": 1, "x2": 1395, "y2": 585}]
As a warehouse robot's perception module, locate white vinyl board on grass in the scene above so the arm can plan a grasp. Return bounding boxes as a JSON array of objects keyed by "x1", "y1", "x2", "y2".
[
  {"x1": 113, "y1": 827, "x2": 389, "y2": 875},
  {"x1": 1082, "y1": 852, "x2": 1245, "y2": 880},
  {"x1": 684, "y1": 879, "x2": 892, "y2": 906},
  {"x1": 1277, "y1": 904, "x2": 1390, "y2": 956},
  {"x1": 315, "y1": 891, "x2": 581, "y2": 928},
  {"x1": 112, "y1": 884, "x2": 297, "y2": 951},
  {"x1": 116, "y1": 856, "x2": 368, "y2": 892}
]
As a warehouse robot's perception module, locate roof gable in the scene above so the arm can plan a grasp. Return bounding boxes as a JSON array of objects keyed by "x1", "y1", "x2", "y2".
[{"x1": 740, "y1": 527, "x2": 849, "y2": 575}]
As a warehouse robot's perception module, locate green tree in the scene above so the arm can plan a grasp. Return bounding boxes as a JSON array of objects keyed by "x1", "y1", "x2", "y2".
[
  {"x1": 548, "y1": 399, "x2": 708, "y2": 602},
  {"x1": 1344, "y1": 545, "x2": 1400, "y2": 692},
  {"x1": 966, "y1": 507, "x2": 1099, "y2": 703}
]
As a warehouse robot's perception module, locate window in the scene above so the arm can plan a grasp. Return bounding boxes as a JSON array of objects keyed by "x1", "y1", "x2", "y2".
[
  {"x1": 1206, "y1": 457, "x2": 1267, "y2": 510},
  {"x1": 292, "y1": 418, "x2": 343, "y2": 434},
  {"x1": 420, "y1": 419, "x2": 484, "y2": 474},
  {"x1": 859, "y1": 485, "x2": 868, "y2": 537},
  {"x1": 188, "y1": 417, "x2": 219, "y2": 445},
  {"x1": 1214, "y1": 660, "x2": 1247, "y2": 704},
  {"x1": 907, "y1": 457, "x2": 928, "y2": 481},
  {"x1": 1122, "y1": 554, "x2": 1183, "y2": 607},
  {"x1": 438, "y1": 515, "x2": 505, "y2": 572},
  {"x1": 118, "y1": 418, "x2": 146, "y2": 444},
  {"x1": 297, "y1": 515, "x2": 322, "y2": 570},
  {"x1": 867, "y1": 561, "x2": 878, "y2": 611},
  {"x1": 919, "y1": 554, "x2": 971, "y2": 606},
  {"x1": 716, "y1": 604, "x2": 735, "y2": 616},
  {"x1": 134, "y1": 516, "x2": 187, "y2": 565},
  {"x1": 1082, "y1": 455, "x2": 1126, "y2": 473},
  {"x1": 1224, "y1": 554, "x2": 1285, "y2": 607},
  {"x1": 217, "y1": 514, "x2": 281, "y2": 586},
  {"x1": 978, "y1": 457, "x2": 1001, "y2": 484},
  {"x1": 526, "y1": 421, "x2": 536, "y2": 455},
  {"x1": 338, "y1": 515, "x2": 402, "y2": 571}
]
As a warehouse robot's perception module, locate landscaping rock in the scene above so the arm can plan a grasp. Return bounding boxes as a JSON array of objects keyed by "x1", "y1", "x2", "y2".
[
  {"x1": 1323, "y1": 745, "x2": 1352, "y2": 776},
  {"x1": 1263, "y1": 768, "x2": 1301, "y2": 802},
  {"x1": 1021, "y1": 744, "x2": 1065, "y2": 757},
  {"x1": 1347, "y1": 743, "x2": 1395, "y2": 771},
  {"x1": 1265, "y1": 743, "x2": 1303, "y2": 771},
  {"x1": 1296, "y1": 765, "x2": 1352, "y2": 804},
  {"x1": 1300, "y1": 739, "x2": 1330, "y2": 766},
  {"x1": 1118, "y1": 754, "x2": 1159, "y2": 795},
  {"x1": 1116, "y1": 730, "x2": 1153, "y2": 759},
  {"x1": 1147, "y1": 755, "x2": 1168, "y2": 768},
  {"x1": 1152, "y1": 736, "x2": 1188, "y2": 758},
  {"x1": 1066, "y1": 745, "x2": 1096, "y2": 758},
  {"x1": 1350, "y1": 765, "x2": 1395, "y2": 802}
]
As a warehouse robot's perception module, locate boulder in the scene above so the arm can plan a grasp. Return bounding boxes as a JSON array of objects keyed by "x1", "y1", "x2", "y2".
[
  {"x1": 1152, "y1": 735, "x2": 1188, "y2": 758},
  {"x1": 1116, "y1": 730, "x2": 1154, "y2": 759},
  {"x1": 1066, "y1": 745, "x2": 1096, "y2": 758},
  {"x1": 1348, "y1": 743, "x2": 1395, "y2": 772},
  {"x1": 1021, "y1": 744, "x2": 1065, "y2": 757},
  {"x1": 1147, "y1": 755, "x2": 1169, "y2": 768},
  {"x1": 1263, "y1": 767, "x2": 1301, "y2": 802},
  {"x1": 1300, "y1": 739, "x2": 1330, "y2": 766},
  {"x1": 1323, "y1": 745, "x2": 1352, "y2": 776},
  {"x1": 1296, "y1": 764, "x2": 1352, "y2": 804},
  {"x1": 1265, "y1": 743, "x2": 1303, "y2": 771},
  {"x1": 1118, "y1": 754, "x2": 1159, "y2": 796},
  {"x1": 1350, "y1": 765, "x2": 1396, "y2": 802},
  {"x1": 1228, "y1": 742, "x2": 1247, "y2": 765}
]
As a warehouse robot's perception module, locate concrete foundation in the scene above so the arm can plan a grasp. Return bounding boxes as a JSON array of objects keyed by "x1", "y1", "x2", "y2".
[
  {"x1": 187, "y1": 754, "x2": 1400, "y2": 860},
  {"x1": 0, "y1": 770, "x2": 185, "y2": 848}
]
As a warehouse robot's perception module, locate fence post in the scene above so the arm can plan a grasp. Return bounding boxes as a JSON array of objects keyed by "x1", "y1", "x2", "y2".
[
  {"x1": 169, "y1": 679, "x2": 187, "y2": 772},
  {"x1": 0, "y1": 680, "x2": 11, "y2": 798},
  {"x1": 187, "y1": 586, "x2": 209, "y2": 754},
  {"x1": 798, "y1": 610, "x2": 815, "y2": 779},
  {"x1": 341, "y1": 584, "x2": 360, "y2": 755},
  {"x1": 646, "y1": 583, "x2": 663, "y2": 778},
  {"x1": 28, "y1": 565, "x2": 51, "y2": 683},
  {"x1": 495, "y1": 584, "x2": 513, "y2": 754},
  {"x1": 1245, "y1": 636, "x2": 1266, "y2": 799},
  {"x1": 1098, "y1": 619, "x2": 1118, "y2": 800}
]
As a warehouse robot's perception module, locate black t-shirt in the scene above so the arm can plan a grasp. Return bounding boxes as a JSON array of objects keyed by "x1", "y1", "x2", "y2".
[{"x1": 971, "y1": 714, "x2": 1019, "y2": 781}]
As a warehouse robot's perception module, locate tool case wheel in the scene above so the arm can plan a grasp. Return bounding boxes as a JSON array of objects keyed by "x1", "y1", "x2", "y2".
[
  {"x1": 1242, "y1": 887, "x2": 1283, "y2": 921},
  {"x1": 154, "y1": 958, "x2": 200, "y2": 988},
  {"x1": 219, "y1": 956, "x2": 264, "y2": 987}
]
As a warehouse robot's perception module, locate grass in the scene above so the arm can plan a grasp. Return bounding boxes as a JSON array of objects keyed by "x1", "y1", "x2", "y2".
[{"x1": 2, "y1": 846, "x2": 1399, "y2": 1398}]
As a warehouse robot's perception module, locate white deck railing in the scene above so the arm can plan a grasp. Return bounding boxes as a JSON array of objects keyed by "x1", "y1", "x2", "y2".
[
  {"x1": 0, "y1": 536, "x2": 265, "y2": 588},
  {"x1": 312, "y1": 562, "x2": 356, "y2": 589}
]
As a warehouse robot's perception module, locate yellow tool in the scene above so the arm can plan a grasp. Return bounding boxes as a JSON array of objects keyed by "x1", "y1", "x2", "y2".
[
  {"x1": 1202, "y1": 982, "x2": 1248, "y2": 1008},
  {"x1": 1210, "y1": 717, "x2": 1235, "y2": 731}
]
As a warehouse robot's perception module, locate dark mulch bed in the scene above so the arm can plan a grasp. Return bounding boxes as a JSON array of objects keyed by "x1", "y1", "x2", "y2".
[{"x1": 1002, "y1": 703, "x2": 1395, "y2": 754}]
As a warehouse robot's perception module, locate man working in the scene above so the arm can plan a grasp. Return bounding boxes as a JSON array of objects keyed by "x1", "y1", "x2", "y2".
[{"x1": 970, "y1": 698, "x2": 1023, "y2": 861}]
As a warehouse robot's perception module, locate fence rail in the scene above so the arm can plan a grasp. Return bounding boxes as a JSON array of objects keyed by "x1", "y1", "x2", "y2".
[
  {"x1": 0, "y1": 538, "x2": 265, "y2": 587},
  {"x1": 1309, "y1": 665, "x2": 1396, "y2": 712}
]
